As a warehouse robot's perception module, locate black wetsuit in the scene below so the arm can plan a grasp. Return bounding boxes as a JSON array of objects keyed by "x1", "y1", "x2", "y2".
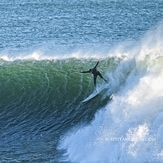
[{"x1": 80, "y1": 61, "x2": 108, "y2": 87}]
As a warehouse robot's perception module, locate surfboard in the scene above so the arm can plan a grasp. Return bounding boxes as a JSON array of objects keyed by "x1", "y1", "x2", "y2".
[
  {"x1": 82, "y1": 85, "x2": 106, "y2": 103},
  {"x1": 82, "y1": 91, "x2": 99, "y2": 103}
]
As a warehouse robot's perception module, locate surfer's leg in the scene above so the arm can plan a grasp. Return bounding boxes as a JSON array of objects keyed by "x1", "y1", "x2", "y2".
[
  {"x1": 103, "y1": 78, "x2": 108, "y2": 83},
  {"x1": 94, "y1": 75, "x2": 97, "y2": 87},
  {"x1": 98, "y1": 72, "x2": 108, "y2": 83}
]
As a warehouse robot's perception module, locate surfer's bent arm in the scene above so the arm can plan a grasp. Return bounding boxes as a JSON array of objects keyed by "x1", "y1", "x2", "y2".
[{"x1": 93, "y1": 60, "x2": 100, "y2": 69}]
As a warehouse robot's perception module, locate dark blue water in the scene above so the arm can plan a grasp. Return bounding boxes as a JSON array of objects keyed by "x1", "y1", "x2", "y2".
[
  {"x1": 0, "y1": 0, "x2": 162, "y2": 53},
  {"x1": 1, "y1": 0, "x2": 163, "y2": 162}
]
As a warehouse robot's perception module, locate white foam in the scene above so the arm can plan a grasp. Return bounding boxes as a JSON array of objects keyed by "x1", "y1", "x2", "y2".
[
  {"x1": 59, "y1": 21, "x2": 163, "y2": 163},
  {"x1": 0, "y1": 50, "x2": 107, "y2": 62}
]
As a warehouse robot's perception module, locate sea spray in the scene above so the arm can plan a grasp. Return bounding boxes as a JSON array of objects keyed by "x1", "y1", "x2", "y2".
[{"x1": 59, "y1": 22, "x2": 163, "y2": 163}]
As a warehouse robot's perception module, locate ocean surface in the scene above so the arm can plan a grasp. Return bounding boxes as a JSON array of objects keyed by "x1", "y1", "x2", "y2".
[{"x1": 1, "y1": 0, "x2": 163, "y2": 162}]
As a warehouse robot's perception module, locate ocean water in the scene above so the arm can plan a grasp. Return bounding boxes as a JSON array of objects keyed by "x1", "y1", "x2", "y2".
[{"x1": 1, "y1": 0, "x2": 163, "y2": 162}]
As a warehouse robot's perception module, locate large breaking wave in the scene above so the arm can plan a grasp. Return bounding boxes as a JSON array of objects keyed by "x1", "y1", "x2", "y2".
[{"x1": 59, "y1": 22, "x2": 163, "y2": 163}]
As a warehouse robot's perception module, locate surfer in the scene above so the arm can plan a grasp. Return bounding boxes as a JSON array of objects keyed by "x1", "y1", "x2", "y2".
[{"x1": 79, "y1": 60, "x2": 108, "y2": 87}]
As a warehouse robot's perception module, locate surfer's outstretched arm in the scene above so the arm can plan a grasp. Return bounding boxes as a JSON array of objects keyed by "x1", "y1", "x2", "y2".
[{"x1": 79, "y1": 70, "x2": 91, "y2": 73}]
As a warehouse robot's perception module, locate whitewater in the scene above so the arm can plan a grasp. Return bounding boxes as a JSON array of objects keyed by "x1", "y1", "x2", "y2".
[{"x1": 59, "y1": 22, "x2": 163, "y2": 163}]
